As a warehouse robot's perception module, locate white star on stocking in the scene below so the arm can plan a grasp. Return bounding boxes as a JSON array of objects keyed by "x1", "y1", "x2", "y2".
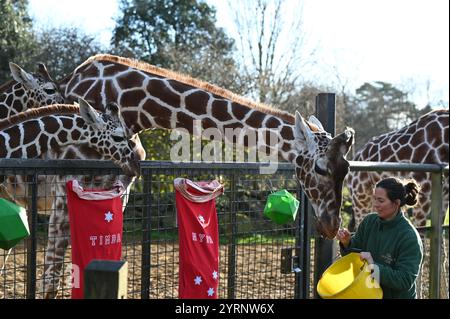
[
  {"x1": 212, "y1": 270, "x2": 218, "y2": 280},
  {"x1": 104, "y1": 211, "x2": 113, "y2": 223},
  {"x1": 194, "y1": 275, "x2": 202, "y2": 285},
  {"x1": 207, "y1": 287, "x2": 214, "y2": 297}
]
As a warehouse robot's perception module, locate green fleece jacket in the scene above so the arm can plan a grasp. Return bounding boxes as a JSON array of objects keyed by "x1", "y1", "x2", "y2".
[{"x1": 343, "y1": 212, "x2": 423, "y2": 299}]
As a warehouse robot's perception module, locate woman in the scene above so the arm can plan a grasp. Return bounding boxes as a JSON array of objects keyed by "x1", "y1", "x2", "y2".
[{"x1": 337, "y1": 177, "x2": 423, "y2": 299}]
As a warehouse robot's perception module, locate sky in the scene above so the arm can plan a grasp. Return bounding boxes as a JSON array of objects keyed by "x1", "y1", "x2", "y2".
[{"x1": 28, "y1": 0, "x2": 449, "y2": 108}]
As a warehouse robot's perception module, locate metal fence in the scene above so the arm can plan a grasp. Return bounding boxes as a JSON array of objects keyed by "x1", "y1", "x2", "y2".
[
  {"x1": 0, "y1": 159, "x2": 448, "y2": 299},
  {"x1": 0, "y1": 159, "x2": 309, "y2": 299}
]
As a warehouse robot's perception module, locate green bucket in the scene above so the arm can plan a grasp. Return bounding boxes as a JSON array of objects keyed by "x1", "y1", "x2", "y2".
[
  {"x1": 264, "y1": 189, "x2": 300, "y2": 225},
  {"x1": 0, "y1": 198, "x2": 30, "y2": 250}
]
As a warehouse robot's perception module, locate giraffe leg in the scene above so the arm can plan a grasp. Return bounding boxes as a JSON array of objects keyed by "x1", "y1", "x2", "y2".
[
  {"x1": 439, "y1": 199, "x2": 449, "y2": 299},
  {"x1": 416, "y1": 232, "x2": 426, "y2": 299},
  {"x1": 439, "y1": 237, "x2": 449, "y2": 298},
  {"x1": 40, "y1": 189, "x2": 69, "y2": 299},
  {"x1": 0, "y1": 183, "x2": 20, "y2": 205}
]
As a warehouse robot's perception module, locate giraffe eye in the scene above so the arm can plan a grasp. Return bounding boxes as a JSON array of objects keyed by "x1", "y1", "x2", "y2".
[
  {"x1": 44, "y1": 88, "x2": 56, "y2": 95},
  {"x1": 112, "y1": 135, "x2": 126, "y2": 143}
]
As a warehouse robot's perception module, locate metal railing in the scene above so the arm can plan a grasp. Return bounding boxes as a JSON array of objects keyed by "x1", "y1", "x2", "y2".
[
  {"x1": 0, "y1": 159, "x2": 304, "y2": 299},
  {"x1": 0, "y1": 159, "x2": 448, "y2": 299}
]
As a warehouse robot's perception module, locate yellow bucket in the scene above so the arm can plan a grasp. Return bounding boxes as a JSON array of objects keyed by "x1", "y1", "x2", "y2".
[{"x1": 317, "y1": 253, "x2": 383, "y2": 299}]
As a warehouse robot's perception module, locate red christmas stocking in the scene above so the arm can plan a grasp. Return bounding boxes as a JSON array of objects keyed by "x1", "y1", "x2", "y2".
[
  {"x1": 66, "y1": 179, "x2": 125, "y2": 299},
  {"x1": 174, "y1": 178, "x2": 224, "y2": 299}
]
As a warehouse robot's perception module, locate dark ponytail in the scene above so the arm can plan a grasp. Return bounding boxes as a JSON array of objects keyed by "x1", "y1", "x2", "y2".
[
  {"x1": 376, "y1": 177, "x2": 420, "y2": 208},
  {"x1": 403, "y1": 180, "x2": 420, "y2": 206}
]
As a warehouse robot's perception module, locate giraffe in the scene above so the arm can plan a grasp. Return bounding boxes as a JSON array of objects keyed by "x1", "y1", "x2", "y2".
[
  {"x1": 0, "y1": 62, "x2": 64, "y2": 118},
  {"x1": 0, "y1": 97, "x2": 144, "y2": 298},
  {"x1": 346, "y1": 109, "x2": 449, "y2": 298},
  {"x1": 0, "y1": 61, "x2": 145, "y2": 298},
  {"x1": 28, "y1": 53, "x2": 356, "y2": 298},
  {"x1": 0, "y1": 62, "x2": 70, "y2": 211},
  {"x1": 59, "y1": 54, "x2": 355, "y2": 239},
  {"x1": 0, "y1": 98, "x2": 140, "y2": 175}
]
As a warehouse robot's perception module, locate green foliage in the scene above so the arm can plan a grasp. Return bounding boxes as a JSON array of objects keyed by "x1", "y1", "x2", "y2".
[
  {"x1": 111, "y1": 0, "x2": 245, "y2": 93},
  {"x1": 340, "y1": 186, "x2": 353, "y2": 229},
  {"x1": 236, "y1": 234, "x2": 295, "y2": 245},
  {"x1": 0, "y1": 1, "x2": 107, "y2": 83},
  {"x1": 0, "y1": 0, "x2": 37, "y2": 82},
  {"x1": 348, "y1": 81, "x2": 423, "y2": 150},
  {"x1": 31, "y1": 27, "x2": 106, "y2": 79}
]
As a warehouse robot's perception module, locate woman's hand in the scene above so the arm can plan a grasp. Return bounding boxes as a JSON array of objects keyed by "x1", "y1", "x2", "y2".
[
  {"x1": 336, "y1": 228, "x2": 351, "y2": 248},
  {"x1": 360, "y1": 251, "x2": 374, "y2": 264}
]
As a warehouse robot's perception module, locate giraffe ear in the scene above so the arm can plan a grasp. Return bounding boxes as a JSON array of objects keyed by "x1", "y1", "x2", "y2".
[
  {"x1": 9, "y1": 62, "x2": 35, "y2": 89},
  {"x1": 36, "y1": 62, "x2": 53, "y2": 81},
  {"x1": 308, "y1": 115, "x2": 325, "y2": 131},
  {"x1": 78, "y1": 98, "x2": 103, "y2": 130},
  {"x1": 294, "y1": 111, "x2": 315, "y2": 150}
]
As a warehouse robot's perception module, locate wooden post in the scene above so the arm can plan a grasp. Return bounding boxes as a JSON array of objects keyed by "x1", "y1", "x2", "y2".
[
  {"x1": 84, "y1": 260, "x2": 128, "y2": 299},
  {"x1": 429, "y1": 171, "x2": 443, "y2": 298},
  {"x1": 313, "y1": 93, "x2": 337, "y2": 298}
]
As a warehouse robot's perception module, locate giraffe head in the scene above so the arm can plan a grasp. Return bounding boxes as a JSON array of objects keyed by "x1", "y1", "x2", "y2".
[
  {"x1": 78, "y1": 98, "x2": 141, "y2": 177},
  {"x1": 9, "y1": 62, "x2": 64, "y2": 108},
  {"x1": 293, "y1": 111, "x2": 355, "y2": 239}
]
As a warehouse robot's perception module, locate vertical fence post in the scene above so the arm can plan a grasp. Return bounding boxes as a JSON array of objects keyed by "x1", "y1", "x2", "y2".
[
  {"x1": 294, "y1": 184, "x2": 303, "y2": 299},
  {"x1": 313, "y1": 93, "x2": 337, "y2": 298},
  {"x1": 141, "y1": 168, "x2": 152, "y2": 299},
  {"x1": 84, "y1": 260, "x2": 128, "y2": 299},
  {"x1": 298, "y1": 189, "x2": 313, "y2": 298},
  {"x1": 227, "y1": 173, "x2": 237, "y2": 299},
  {"x1": 429, "y1": 170, "x2": 443, "y2": 298},
  {"x1": 26, "y1": 172, "x2": 38, "y2": 299}
]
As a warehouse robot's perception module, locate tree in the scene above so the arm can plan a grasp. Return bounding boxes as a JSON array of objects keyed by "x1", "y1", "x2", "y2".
[
  {"x1": 111, "y1": 0, "x2": 239, "y2": 80},
  {"x1": 226, "y1": 0, "x2": 315, "y2": 107},
  {"x1": 31, "y1": 27, "x2": 106, "y2": 80},
  {"x1": 113, "y1": 0, "x2": 217, "y2": 64},
  {"x1": 348, "y1": 81, "x2": 420, "y2": 150},
  {"x1": 0, "y1": 0, "x2": 37, "y2": 82}
]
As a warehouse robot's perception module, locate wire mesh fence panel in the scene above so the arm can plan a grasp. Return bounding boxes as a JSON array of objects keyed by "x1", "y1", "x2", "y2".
[
  {"x1": 0, "y1": 160, "x2": 305, "y2": 299},
  {"x1": 1, "y1": 159, "x2": 447, "y2": 299}
]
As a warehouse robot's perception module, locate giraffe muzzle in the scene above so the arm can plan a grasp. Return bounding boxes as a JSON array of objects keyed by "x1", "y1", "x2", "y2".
[
  {"x1": 126, "y1": 159, "x2": 141, "y2": 177},
  {"x1": 316, "y1": 215, "x2": 341, "y2": 239}
]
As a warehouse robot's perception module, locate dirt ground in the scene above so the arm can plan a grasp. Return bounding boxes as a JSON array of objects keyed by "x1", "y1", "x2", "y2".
[
  {"x1": 0, "y1": 241, "x2": 296, "y2": 299},
  {"x1": 1, "y1": 239, "x2": 448, "y2": 299}
]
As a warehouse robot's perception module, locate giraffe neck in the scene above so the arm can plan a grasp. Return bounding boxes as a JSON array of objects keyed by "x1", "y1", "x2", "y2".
[
  {"x1": 60, "y1": 55, "x2": 298, "y2": 162},
  {"x1": 0, "y1": 81, "x2": 33, "y2": 118},
  {"x1": 0, "y1": 106, "x2": 88, "y2": 158}
]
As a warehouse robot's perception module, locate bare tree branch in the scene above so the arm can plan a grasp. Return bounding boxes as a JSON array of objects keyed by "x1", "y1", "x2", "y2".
[{"x1": 226, "y1": 0, "x2": 315, "y2": 108}]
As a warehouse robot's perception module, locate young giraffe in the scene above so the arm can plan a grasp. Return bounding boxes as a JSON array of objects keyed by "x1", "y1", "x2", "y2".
[
  {"x1": 347, "y1": 109, "x2": 449, "y2": 298},
  {"x1": 60, "y1": 54, "x2": 355, "y2": 238},
  {"x1": 0, "y1": 99, "x2": 144, "y2": 299},
  {"x1": 0, "y1": 62, "x2": 64, "y2": 118}
]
